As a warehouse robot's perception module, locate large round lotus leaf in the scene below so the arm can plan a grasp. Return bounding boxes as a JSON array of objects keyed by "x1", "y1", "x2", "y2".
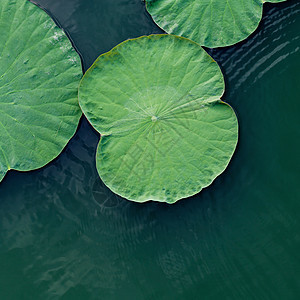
[
  {"x1": 0, "y1": 0, "x2": 82, "y2": 182},
  {"x1": 145, "y1": 0, "x2": 287, "y2": 48},
  {"x1": 79, "y1": 35, "x2": 238, "y2": 203}
]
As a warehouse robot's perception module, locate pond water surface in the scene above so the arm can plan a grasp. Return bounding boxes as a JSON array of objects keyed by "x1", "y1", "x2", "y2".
[{"x1": 0, "y1": 0, "x2": 299, "y2": 299}]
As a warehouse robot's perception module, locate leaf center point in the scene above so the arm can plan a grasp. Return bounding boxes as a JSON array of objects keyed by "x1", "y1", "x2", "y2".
[{"x1": 151, "y1": 116, "x2": 158, "y2": 122}]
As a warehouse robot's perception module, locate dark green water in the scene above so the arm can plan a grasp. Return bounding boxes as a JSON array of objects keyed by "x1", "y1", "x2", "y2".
[{"x1": 0, "y1": 0, "x2": 299, "y2": 299}]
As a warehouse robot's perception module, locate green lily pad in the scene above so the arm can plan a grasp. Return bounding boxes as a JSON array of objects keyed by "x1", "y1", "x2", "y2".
[
  {"x1": 79, "y1": 35, "x2": 238, "y2": 203},
  {"x1": 145, "y1": 0, "x2": 287, "y2": 48},
  {"x1": 0, "y1": 0, "x2": 82, "y2": 182}
]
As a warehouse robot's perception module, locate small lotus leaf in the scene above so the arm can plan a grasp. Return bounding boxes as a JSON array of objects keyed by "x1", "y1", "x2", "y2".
[
  {"x1": 79, "y1": 35, "x2": 238, "y2": 203},
  {"x1": 145, "y1": 0, "x2": 288, "y2": 48},
  {"x1": 0, "y1": 0, "x2": 82, "y2": 181}
]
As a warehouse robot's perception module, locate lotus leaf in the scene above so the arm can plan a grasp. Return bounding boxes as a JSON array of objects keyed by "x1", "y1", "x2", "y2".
[
  {"x1": 79, "y1": 35, "x2": 238, "y2": 203},
  {"x1": 145, "y1": 0, "x2": 288, "y2": 48},
  {"x1": 0, "y1": 0, "x2": 82, "y2": 182}
]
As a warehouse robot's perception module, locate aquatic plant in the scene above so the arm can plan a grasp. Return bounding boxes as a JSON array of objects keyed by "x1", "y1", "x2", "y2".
[
  {"x1": 79, "y1": 35, "x2": 238, "y2": 203},
  {"x1": 145, "y1": 0, "x2": 287, "y2": 47},
  {"x1": 1, "y1": 0, "x2": 286, "y2": 203},
  {"x1": 0, "y1": 0, "x2": 82, "y2": 182}
]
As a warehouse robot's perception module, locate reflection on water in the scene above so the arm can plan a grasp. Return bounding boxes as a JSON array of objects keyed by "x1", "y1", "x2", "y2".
[{"x1": 0, "y1": 0, "x2": 299, "y2": 299}]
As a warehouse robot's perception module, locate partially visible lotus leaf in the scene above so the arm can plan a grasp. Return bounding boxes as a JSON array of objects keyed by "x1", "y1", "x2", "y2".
[
  {"x1": 79, "y1": 35, "x2": 238, "y2": 203},
  {"x1": 145, "y1": 0, "x2": 288, "y2": 48},
  {"x1": 0, "y1": 0, "x2": 82, "y2": 182}
]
